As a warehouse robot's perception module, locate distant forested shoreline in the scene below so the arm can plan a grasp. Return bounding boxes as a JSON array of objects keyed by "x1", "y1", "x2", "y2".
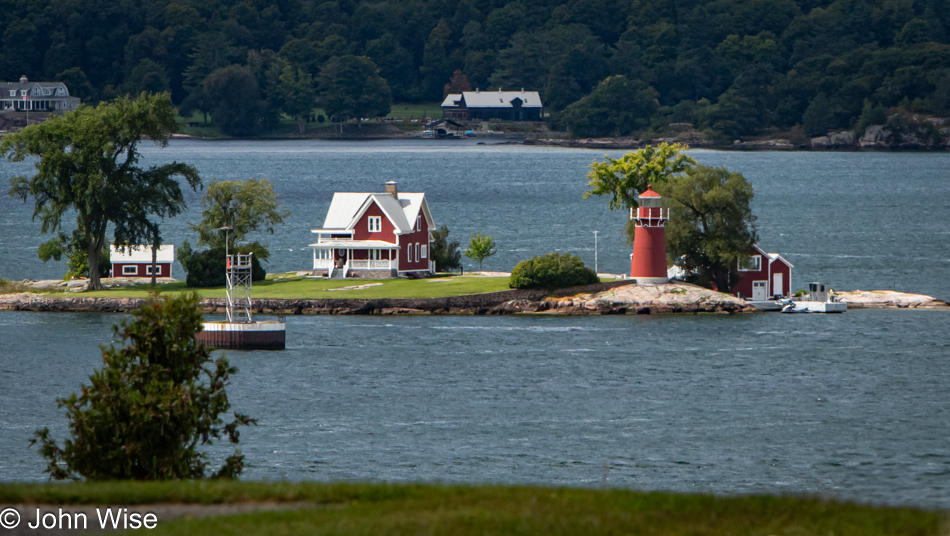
[{"x1": 1, "y1": 0, "x2": 948, "y2": 142}]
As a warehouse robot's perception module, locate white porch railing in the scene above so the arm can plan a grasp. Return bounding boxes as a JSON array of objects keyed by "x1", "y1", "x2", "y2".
[
  {"x1": 348, "y1": 260, "x2": 393, "y2": 270},
  {"x1": 312, "y1": 258, "x2": 334, "y2": 270}
]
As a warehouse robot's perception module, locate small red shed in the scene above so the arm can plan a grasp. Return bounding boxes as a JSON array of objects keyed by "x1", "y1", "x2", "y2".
[
  {"x1": 110, "y1": 244, "x2": 175, "y2": 278},
  {"x1": 733, "y1": 244, "x2": 793, "y2": 300}
]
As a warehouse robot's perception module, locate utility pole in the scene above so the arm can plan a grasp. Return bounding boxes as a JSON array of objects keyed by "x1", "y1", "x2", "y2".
[{"x1": 593, "y1": 230, "x2": 599, "y2": 274}]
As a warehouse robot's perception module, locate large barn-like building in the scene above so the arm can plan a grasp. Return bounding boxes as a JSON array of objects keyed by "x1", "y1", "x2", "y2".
[
  {"x1": 441, "y1": 89, "x2": 543, "y2": 121},
  {"x1": 309, "y1": 181, "x2": 435, "y2": 278}
]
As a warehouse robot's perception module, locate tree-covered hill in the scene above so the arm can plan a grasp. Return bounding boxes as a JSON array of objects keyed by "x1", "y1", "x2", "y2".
[{"x1": 3, "y1": 0, "x2": 948, "y2": 139}]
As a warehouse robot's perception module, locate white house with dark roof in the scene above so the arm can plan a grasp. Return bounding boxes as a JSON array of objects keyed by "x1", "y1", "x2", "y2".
[
  {"x1": 310, "y1": 181, "x2": 435, "y2": 278},
  {"x1": 0, "y1": 76, "x2": 79, "y2": 113},
  {"x1": 442, "y1": 88, "x2": 543, "y2": 121}
]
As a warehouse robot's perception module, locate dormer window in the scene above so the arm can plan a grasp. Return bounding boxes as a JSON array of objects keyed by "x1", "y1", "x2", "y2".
[
  {"x1": 368, "y1": 216, "x2": 381, "y2": 232},
  {"x1": 8, "y1": 90, "x2": 14, "y2": 97},
  {"x1": 20, "y1": 90, "x2": 26, "y2": 96}
]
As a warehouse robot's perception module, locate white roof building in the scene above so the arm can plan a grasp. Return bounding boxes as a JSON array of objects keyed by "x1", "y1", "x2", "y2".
[{"x1": 109, "y1": 244, "x2": 175, "y2": 263}]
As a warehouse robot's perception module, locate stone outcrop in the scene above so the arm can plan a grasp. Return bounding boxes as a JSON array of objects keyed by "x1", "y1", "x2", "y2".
[
  {"x1": 3, "y1": 283, "x2": 944, "y2": 315},
  {"x1": 811, "y1": 130, "x2": 856, "y2": 149},
  {"x1": 834, "y1": 290, "x2": 949, "y2": 309},
  {"x1": 0, "y1": 281, "x2": 753, "y2": 315}
]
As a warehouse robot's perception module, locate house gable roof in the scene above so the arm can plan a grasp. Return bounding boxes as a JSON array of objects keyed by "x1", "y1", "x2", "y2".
[
  {"x1": 459, "y1": 90, "x2": 543, "y2": 108},
  {"x1": 110, "y1": 244, "x2": 175, "y2": 263},
  {"x1": 750, "y1": 243, "x2": 794, "y2": 269},
  {"x1": 320, "y1": 191, "x2": 431, "y2": 235},
  {"x1": 441, "y1": 93, "x2": 461, "y2": 107}
]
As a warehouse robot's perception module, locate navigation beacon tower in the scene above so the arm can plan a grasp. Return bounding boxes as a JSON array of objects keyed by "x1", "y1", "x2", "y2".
[{"x1": 629, "y1": 185, "x2": 670, "y2": 284}]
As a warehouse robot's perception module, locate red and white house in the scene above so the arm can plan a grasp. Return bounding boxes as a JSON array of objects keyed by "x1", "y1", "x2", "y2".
[
  {"x1": 733, "y1": 244, "x2": 793, "y2": 300},
  {"x1": 309, "y1": 181, "x2": 435, "y2": 278},
  {"x1": 109, "y1": 244, "x2": 175, "y2": 278}
]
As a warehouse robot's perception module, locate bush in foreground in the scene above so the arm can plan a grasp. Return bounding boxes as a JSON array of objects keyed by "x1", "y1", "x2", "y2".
[
  {"x1": 31, "y1": 293, "x2": 254, "y2": 480},
  {"x1": 509, "y1": 253, "x2": 598, "y2": 289}
]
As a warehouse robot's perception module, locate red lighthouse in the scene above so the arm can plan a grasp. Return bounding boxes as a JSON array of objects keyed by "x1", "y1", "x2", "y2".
[{"x1": 630, "y1": 185, "x2": 670, "y2": 284}]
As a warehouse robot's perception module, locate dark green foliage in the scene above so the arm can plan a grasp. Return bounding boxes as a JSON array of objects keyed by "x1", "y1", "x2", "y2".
[
  {"x1": 430, "y1": 225, "x2": 462, "y2": 272},
  {"x1": 182, "y1": 245, "x2": 266, "y2": 288},
  {"x1": 509, "y1": 253, "x2": 598, "y2": 290},
  {"x1": 658, "y1": 165, "x2": 758, "y2": 294},
  {"x1": 2, "y1": 0, "x2": 948, "y2": 139},
  {"x1": 204, "y1": 65, "x2": 264, "y2": 136},
  {"x1": 559, "y1": 76, "x2": 659, "y2": 138},
  {"x1": 2, "y1": 93, "x2": 201, "y2": 290},
  {"x1": 30, "y1": 293, "x2": 254, "y2": 480},
  {"x1": 318, "y1": 55, "x2": 392, "y2": 127},
  {"x1": 37, "y1": 232, "x2": 110, "y2": 280}
]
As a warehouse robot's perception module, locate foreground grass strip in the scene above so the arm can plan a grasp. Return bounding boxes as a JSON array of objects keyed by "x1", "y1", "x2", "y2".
[
  {"x1": 44, "y1": 276, "x2": 512, "y2": 300},
  {"x1": 0, "y1": 482, "x2": 940, "y2": 536}
]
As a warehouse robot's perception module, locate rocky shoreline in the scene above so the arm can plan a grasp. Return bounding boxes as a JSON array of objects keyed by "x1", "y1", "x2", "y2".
[{"x1": 1, "y1": 282, "x2": 945, "y2": 316}]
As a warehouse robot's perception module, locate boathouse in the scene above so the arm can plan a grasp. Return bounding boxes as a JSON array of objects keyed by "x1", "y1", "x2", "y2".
[
  {"x1": 309, "y1": 181, "x2": 435, "y2": 278},
  {"x1": 733, "y1": 244, "x2": 793, "y2": 300},
  {"x1": 441, "y1": 89, "x2": 543, "y2": 121},
  {"x1": 109, "y1": 244, "x2": 175, "y2": 278}
]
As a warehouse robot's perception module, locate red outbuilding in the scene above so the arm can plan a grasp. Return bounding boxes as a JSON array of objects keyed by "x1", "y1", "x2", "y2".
[
  {"x1": 309, "y1": 181, "x2": 435, "y2": 278},
  {"x1": 109, "y1": 244, "x2": 175, "y2": 278},
  {"x1": 733, "y1": 244, "x2": 793, "y2": 300}
]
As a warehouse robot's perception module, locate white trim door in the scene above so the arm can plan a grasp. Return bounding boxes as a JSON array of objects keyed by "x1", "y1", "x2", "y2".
[
  {"x1": 772, "y1": 272, "x2": 784, "y2": 297},
  {"x1": 752, "y1": 281, "x2": 768, "y2": 301}
]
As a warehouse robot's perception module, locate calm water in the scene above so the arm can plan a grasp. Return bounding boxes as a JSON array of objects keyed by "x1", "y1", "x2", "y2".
[{"x1": 1, "y1": 141, "x2": 949, "y2": 508}]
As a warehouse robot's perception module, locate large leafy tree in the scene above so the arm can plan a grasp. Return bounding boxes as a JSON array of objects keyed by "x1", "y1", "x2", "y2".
[
  {"x1": 31, "y1": 293, "x2": 254, "y2": 480},
  {"x1": 658, "y1": 165, "x2": 758, "y2": 293},
  {"x1": 319, "y1": 55, "x2": 392, "y2": 129},
  {"x1": 583, "y1": 143, "x2": 696, "y2": 212},
  {"x1": 559, "y1": 75, "x2": 660, "y2": 138},
  {"x1": 2, "y1": 93, "x2": 201, "y2": 290},
  {"x1": 204, "y1": 64, "x2": 264, "y2": 136},
  {"x1": 190, "y1": 178, "x2": 290, "y2": 261},
  {"x1": 278, "y1": 64, "x2": 316, "y2": 135}
]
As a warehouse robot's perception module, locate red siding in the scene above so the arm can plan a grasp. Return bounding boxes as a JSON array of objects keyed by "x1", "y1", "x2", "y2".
[
  {"x1": 399, "y1": 214, "x2": 430, "y2": 271},
  {"x1": 353, "y1": 202, "x2": 397, "y2": 243},
  {"x1": 733, "y1": 246, "x2": 792, "y2": 298},
  {"x1": 112, "y1": 263, "x2": 171, "y2": 278}
]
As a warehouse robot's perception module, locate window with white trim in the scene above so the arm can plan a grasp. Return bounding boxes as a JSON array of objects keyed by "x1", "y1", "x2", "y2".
[
  {"x1": 421, "y1": 245, "x2": 427, "y2": 259},
  {"x1": 368, "y1": 216, "x2": 381, "y2": 232},
  {"x1": 407, "y1": 243, "x2": 413, "y2": 262},
  {"x1": 8, "y1": 90, "x2": 14, "y2": 97},
  {"x1": 416, "y1": 243, "x2": 420, "y2": 261},
  {"x1": 416, "y1": 216, "x2": 421, "y2": 231},
  {"x1": 122, "y1": 265, "x2": 138, "y2": 275},
  {"x1": 738, "y1": 255, "x2": 762, "y2": 272},
  {"x1": 146, "y1": 265, "x2": 159, "y2": 275}
]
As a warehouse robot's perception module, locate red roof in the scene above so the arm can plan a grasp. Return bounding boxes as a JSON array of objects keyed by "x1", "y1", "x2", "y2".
[{"x1": 639, "y1": 184, "x2": 662, "y2": 198}]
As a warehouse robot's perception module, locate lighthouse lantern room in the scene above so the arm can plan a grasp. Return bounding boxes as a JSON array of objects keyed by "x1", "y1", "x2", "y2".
[{"x1": 629, "y1": 184, "x2": 670, "y2": 284}]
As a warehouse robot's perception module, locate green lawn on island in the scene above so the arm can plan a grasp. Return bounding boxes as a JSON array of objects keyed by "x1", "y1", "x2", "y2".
[
  {"x1": 48, "y1": 274, "x2": 512, "y2": 300},
  {"x1": 0, "y1": 481, "x2": 939, "y2": 536}
]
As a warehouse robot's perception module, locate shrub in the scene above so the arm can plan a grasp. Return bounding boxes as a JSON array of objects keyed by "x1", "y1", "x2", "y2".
[
  {"x1": 31, "y1": 293, "x2": 254, "y2": 480},
  {"x1": 430, "y1": 225, "x2": 462, "y2": 272},
  {"x1": 182, "y1": 246, "x2": 266, "y2": 288},
  {"x1": 509, "y1": 253, "x2": 599, "y2": 290}
]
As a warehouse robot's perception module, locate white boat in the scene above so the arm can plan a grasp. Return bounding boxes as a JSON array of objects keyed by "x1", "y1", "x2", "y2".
[{"x1": 783, "y1": 282, "x2": 847, "y2": 314}]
